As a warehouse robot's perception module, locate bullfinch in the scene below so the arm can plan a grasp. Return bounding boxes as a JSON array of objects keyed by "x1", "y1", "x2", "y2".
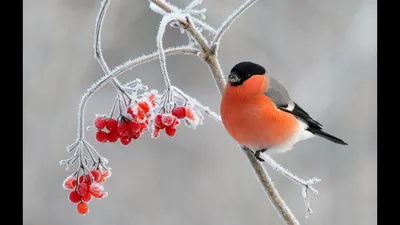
[{"x1": 220, "y1": 61, "x2": 348, "y2": 161}]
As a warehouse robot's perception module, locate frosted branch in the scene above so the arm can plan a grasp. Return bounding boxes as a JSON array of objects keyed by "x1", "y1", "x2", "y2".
[
  {"x1": 157, "y1": 14, "x2": 187, "y2": 89},
  {"x1": 191, "y1": 17, "x2": 217, "y2": 34},
  {"x1": 242, "y1": 147, "x2": 300, "y2": 225},
  {"x1": 211, "y1": 0, "x2": 259, "y2": 51},
  {"x1": 261, "y1": 153, "x2": 321, "y2": 218},
  {"x1": 94, "y1": 0, "x2": 128, "y2": 95},
  {"x1": 150, "y1": 0, "x2": 175, "y2": 13}
]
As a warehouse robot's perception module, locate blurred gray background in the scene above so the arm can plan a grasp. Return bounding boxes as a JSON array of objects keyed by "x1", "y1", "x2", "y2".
[{"x1": 23, "y1": 0, "x2": 377, "y2": 224}]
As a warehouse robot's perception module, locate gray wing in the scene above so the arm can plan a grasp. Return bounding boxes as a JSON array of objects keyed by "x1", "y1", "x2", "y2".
[
  {"x1": 264, "y1": 76, "x2": 323, "y2": 127},
  {"x1": 264, "y1": 77, "x2": 293, "y2": 108}
]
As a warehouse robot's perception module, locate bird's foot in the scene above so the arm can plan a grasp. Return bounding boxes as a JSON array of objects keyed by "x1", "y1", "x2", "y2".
[{"x1": 254, "y1": 149, "x2": 267, "y2": 162}]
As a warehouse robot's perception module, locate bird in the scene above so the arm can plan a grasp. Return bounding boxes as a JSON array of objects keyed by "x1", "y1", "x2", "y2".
[{"x1": 220, "y1": 61, "x2": 348, "y2": 161}]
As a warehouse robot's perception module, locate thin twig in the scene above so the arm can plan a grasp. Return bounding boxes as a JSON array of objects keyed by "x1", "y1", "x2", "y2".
[
  {"x1": 156, "y1": 13, "x2": 187, "y2": 89},
  {"x1": 94, "y1": 0, "x2": 126, "y2": 93},
  {"x1": 211, "y1": 0, "x2": 259, "y2": 52}
]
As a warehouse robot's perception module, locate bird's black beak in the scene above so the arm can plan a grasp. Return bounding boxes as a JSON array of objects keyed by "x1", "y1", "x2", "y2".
[{"x1": 228, "y1": 72, "x2": 240, "y2": 84}]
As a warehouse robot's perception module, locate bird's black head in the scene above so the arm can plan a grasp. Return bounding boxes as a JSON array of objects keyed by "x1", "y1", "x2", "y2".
[{"x1": 228, "y1": 61, "x2": 266, "y2": 86}]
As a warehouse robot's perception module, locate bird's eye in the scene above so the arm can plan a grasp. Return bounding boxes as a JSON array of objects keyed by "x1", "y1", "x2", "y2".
[{"x1": 248, "y1": 74, "x2": 251, "y2": 77}]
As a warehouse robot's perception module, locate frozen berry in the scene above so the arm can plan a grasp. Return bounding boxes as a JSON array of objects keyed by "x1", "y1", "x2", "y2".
[
  {"x1": 127, "y1": 106, "x2": 134, "y2": 116},
  {"x1": 117, "y1": 123, "x2": 130, "y2": 137},
  {"x1": 94, "y1": 116, "x2": 107, "y2": 129},
  {"x1": 172, "y1": 107, "x2": 186, "y2": 119},
  {"x1": 138, "y1": 101, "x2": 150, "y2": 113},
  {"x1": 140, "y1": 122, "x2": 149, "y2": 131},
  {"x1": 130, "y1": 132, "x2": 141, "y2": 140},
  {"x1": 96, "y1": 131, "x2": 108, "y2": 143},
  {"x1": 154, "y1": 114, "x2": 165, "y2": 128},
  {"x1": 77, "y1": 202, "x2": 89, "y2": 215},
  {"x1": 165, "y1": 126, "x2": 177, "y2": 137},
  {"x1": 106, "y1": 119, "x2": 118, "y2": 131},
  {"x1": 185, "y1": 107, "x2": 196, "y2": 121},
  {"x1": 78, "y1": 175, "x2": 92, "y2": 185},
  {"x1": 128, "y1": 121, "x2": 141, "y2": 133},
  {"x1": 136, "y1": 108, "x2": 146, "y2": 122},
  {"x1": 68, "y1": 191, "x2": 82, "y2": 203},
  {"x1": 107, "y1": 131, "x2": 118, "y2": 143},
  {"x1": 102, "y1": 170, "x2": 111, "y2": 179},
  {"x1": 63, "y1": 176, "x2": 76, "y2": 190},
  {"x1": 161, "y1": 114, "x2": 175, "y2": 126},
  {"x1": 89, "y1": 183, "x2": 104, "y2": 198},
  {"x1": 152, "y1": 127, "x2": 160, "y2": 138},
  {"x1": 172, "y1": 118, "x2": 180, "y2": 128},
  {"x1": 90, "y1": 170, "x2": 102, "y2": 182},
  {"x1": 120, "y1": 136, "x2": 132, "y2": 145},
  {"x1": 77, "y1": 182, "x2": 89, "y2": 196},
  {"x1": 82, "y1": 192, "x2": 92, "y2": 203}
]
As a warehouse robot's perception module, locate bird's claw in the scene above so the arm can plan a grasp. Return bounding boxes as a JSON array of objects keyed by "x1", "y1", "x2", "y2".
[{"x1": 254, "y1": 149, "x2": 267, "y2": 162}]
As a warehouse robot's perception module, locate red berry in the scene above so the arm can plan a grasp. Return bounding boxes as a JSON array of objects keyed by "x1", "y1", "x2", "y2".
[
  {"x1": 96, "y1": 131, "x2": 108, "y2": 143},
  {"x1": 77, "y1": 182, "x2": 89, "y2": 196},
  {"x1": 154, "y1": 114, "x2": 165, "y2": 128},
  {"x1": 165, "y1": 126, "x2": 177, "y2": 137},
  {"x1": 94, "y1": 116, "x2": 107, "y2": 129},
  {"x1": 68, "y1": 191, "x2": 82, "y2": 203},
  {"x1": 152, "y1": 126, "x2": 160, "y2": 138},
  {"x1": 140, "y1": 122, "x2": 149, "y2": 131},
  {"x1": 117, "y1": 123, "x2": 130, "y2": 137},
  {"x1": 77, "y1": 202, "x2": 89, "y2": 215},
  {"x1": 130, "y1": 132, "x2": 141, "y2": 140},
  {"x1": 162, "y1": 114, "x2": 175, "y2": 126},
  {"x1": 90, "y1": 170, "x2": 102, "y2": 182},
  {"x1": 89, "y1": 183, "x2": 104, "y2": 198},
  {"x1": 78, "y1": 175, "x2": 93, "y2": 186},
  {"x1": 97, "y1": 170, "x2": 111, "y2": 183},
  {"x1": 136, "y1": 107, "x2": 146, "y2": 122},
  {"x1": 138, "y1": 101, "x2": 150, "y2": 114},
  {"x1": 148, "y1": 93, "x2": 156, "y2": 107},
  {"x1": 107, "y1": 131, "x2": 118, "y2": 142},
  {"x1": 128, "y1": 121, "x2": 141, "y2": 133},
  {"x1": 102, "y1": 170, "x2": 112, "y2": 179},
  {"x1": 82, "y1": 192, "x2": 92, "y2": 202},
  {"x1": 127, "y1": 106, "x2": 134, "y2": 116},
  {"x1": 172, "y1": 119, "x2": 180, "y2": 128},
  {"x1": 120, "y1": 136, "x2": 132, "y2": 145},
  {"x1": 185, "y1": 107, "x2": 196, "y2": 121},
  {"x1": 106, "y1": 119, "x2": 118, "y2": 131},
  {"x1": 63, "y1": 176, "x2": 76, "y2": 190},
  {"x1": 149, "y1": 93, "x2": 156, "y2": 102},
  {"x1": 172, "y1": 107, "x2": 186, "y2": 119}
]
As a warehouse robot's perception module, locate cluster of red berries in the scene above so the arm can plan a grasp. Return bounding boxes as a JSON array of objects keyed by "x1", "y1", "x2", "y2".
[
  {"x1": 63, "y1": 169, "x2": 111, "y2": 215},
  {"x1": 94, "y1": 94, "x2": 156, "y2": 146},
  {"x1": 152, "y1": 106, "x2": 197, "y2": 138}
]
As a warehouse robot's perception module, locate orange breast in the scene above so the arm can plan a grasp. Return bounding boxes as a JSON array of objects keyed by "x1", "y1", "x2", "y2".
[{"x1": 220, "y1": 87, "x2": 299, "y2": 149}]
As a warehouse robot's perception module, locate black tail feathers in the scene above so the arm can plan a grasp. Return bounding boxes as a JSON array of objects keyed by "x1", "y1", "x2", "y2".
[{"x1": 307, "y1": 127, "x2": 348, "y2": 145}]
